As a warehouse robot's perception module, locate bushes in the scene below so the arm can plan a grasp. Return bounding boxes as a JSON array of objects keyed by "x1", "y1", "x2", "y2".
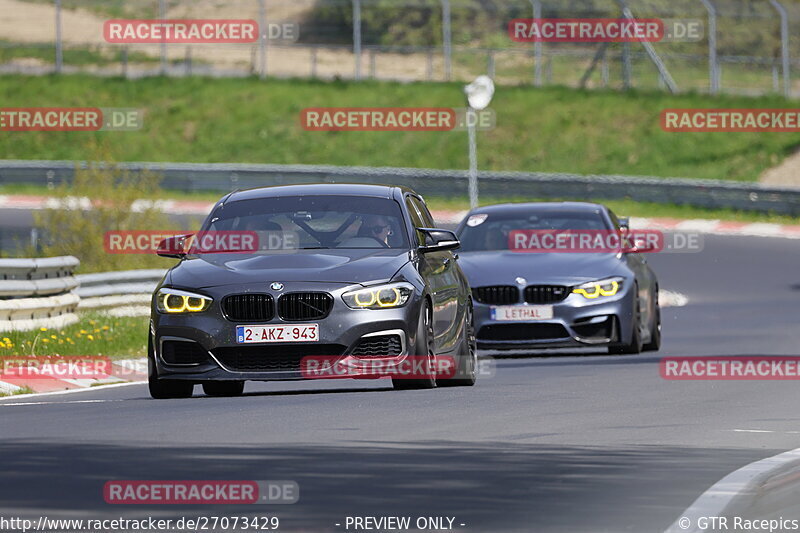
[{"x1": 32, "y1": 149, "x2": 179, "y2": 273}]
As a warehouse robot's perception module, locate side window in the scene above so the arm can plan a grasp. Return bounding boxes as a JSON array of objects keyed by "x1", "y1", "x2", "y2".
[
  {"x1": 411, "y1": 196, "x2": 436, "y2": 227},
  {"x1": 405, "y1": 197, "x2": 425, "y2": 246}
]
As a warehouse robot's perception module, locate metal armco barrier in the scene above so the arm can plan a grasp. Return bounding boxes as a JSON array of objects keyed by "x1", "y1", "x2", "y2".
[
  {"x1": 0, "y1": 256, "x2": 80, "y2": 332},
  {"x1": 1, "y1": 160, "x2": 799, "y2": 216},
  {"x1": 76, "y1": 269, "x2": 165, "y2": 309}
]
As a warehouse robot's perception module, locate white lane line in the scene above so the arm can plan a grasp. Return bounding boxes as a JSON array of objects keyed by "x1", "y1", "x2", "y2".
[
  {"x1": 0, "y1": 380, "x2": 144, "y2": 402},
  {"x1": 732, "y1": 429, "x2": 774, "y2": 433},
  {"x1": 665, "y1": 446, "x2": 800, "y2": 533},
  {"x1": 0, "y1": 399, "x2": 127, "y2": 407}
]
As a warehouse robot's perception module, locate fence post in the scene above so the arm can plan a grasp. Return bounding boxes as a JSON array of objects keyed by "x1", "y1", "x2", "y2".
[
  {"x1": 121, "y1": 47, "x2": 128, "y2": 78},
  {"x1": 185, "y1": 46, "x2": 192, "y2": 76},
  {"x1": 768, "y1": 0, "x2": 790, "y2": 98},
  {"x1": 259, "y1": 0, "x2": 267, "y2": 79},
  {"x1": 55, "y1": 0, "x2": 63, "y2": 74},
  {"x1": 369, "y1": 48, "x2": 376, "y2": 78},
  {"x1": 700, "y1": 0, "x2": 719, "y2": 94},
  {"x1": 159, "y1": 0, "x2": 167, "y2": 75},
  {"x1": 311, "y1": 47, "x2": 318, "y2": 78},
  {"x1": 441, "y1": 0, "x2": 452, "y2": 81},
  {"x1": 530, "y1": 0, "x2": 542, "y2": 86},
  {"x1": 353, "y1": 0, "x2": 362, "y2": 80}
]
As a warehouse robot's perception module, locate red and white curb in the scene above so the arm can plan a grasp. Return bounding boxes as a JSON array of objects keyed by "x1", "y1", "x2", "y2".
[
  {"x1": 0, "y1": 195, "x2": 216, "y2": 216},
  {"x1": 629, "y1": 217, "x2": 800, "y2": 239},
  {"x1": 0, "y1": 358, "x2": 147, "y2": 397}
]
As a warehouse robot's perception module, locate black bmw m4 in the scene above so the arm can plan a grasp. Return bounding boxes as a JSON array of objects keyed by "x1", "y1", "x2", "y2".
[{"x1": 148, "y1": 184, "x2": 476, "y2": 398}]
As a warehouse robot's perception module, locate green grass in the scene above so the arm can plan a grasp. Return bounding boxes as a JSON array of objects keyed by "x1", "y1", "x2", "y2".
[
  {"x1": 0, "y1": 312, "x2": 148, "y2": 358},
  {"x1": 0, "y1": 42, "x2": 161, "y2": 67},
  {"x1": 0, "y1": 75, "x2": 799, "y2": 181}
]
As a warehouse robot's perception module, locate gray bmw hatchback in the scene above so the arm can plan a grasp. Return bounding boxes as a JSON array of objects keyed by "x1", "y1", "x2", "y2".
[{"x1": 149, "y1": 184, "x2": 476, "y2": 398}]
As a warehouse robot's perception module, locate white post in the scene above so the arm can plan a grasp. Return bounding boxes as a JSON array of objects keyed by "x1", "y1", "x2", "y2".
[{"x1": 467, "y1": 108, "x2": 478, "y2": 209}]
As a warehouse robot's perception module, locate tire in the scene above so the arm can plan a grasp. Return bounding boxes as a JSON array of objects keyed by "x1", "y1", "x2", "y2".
[
  {"x1": 437, "y1": 303, "x2": 477, "y2": 387},
  {"x1": 148, "y1": 336, "x2": 194, "y2": 399},
  {"x1": 202, "y1": 381, "x2": 245, "y2": 397},
  {"x1": 393, "y1": 299, "x2": 436, "y2": 390},
  {"x1": 608, "y1": 286, "x2": 643, "y2": 355},
  {"x1": 643, "y1": 292, "x2": 662, "y2": 352}
]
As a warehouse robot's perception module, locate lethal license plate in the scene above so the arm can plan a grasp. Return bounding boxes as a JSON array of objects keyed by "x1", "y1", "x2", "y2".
[
  {"x1": 490, "y1": 305, "x2": 553, "y2": 321},
  {"x1": 236, "y1": 324, "x2": 319, "y2": 343}
]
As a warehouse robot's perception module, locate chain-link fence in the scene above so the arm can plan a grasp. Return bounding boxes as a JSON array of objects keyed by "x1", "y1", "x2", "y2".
[{"x1": 0, "y1": 0, "x2": 797, "y2": 97}]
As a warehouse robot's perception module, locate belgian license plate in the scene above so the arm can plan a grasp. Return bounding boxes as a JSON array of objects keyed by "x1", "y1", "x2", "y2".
[
  {"x1": 236, "y1": 324, "x2": 319, "y2": 343},
  {"x1": 491, "y1": 305, "x2": 553, "y2": 321}
]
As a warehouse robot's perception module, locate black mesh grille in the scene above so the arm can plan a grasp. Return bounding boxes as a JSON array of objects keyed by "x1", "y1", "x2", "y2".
[
  {"x1": 278, "y1": 292, "x2": 333, "y2": 321},
  {"x1": 478, "y1": 323, "x2": 569, "y2": 341},
  {"x1": 161, "y1": 340, "x2": 209, "y2": 365},
  {"x1": 524, "y1": 285, "x2": 570, "y2": 304},
  {"x1": 222, "y1": 294, "x2": 274, "y2": 321},
  {"x1": 351, "y1": 334, "x2": 403, "y2": 356},
  {"x1": 213, "y1": 344, "x2": 345, "y2": 372},
  {"x1": 472, "y1": 286, "x2": 519, "y2": 305}
]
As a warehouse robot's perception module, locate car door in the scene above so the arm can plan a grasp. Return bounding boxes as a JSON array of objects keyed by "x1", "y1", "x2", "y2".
[{"x1": 408, "y1": 194, "x2": 461, "y2": 353}]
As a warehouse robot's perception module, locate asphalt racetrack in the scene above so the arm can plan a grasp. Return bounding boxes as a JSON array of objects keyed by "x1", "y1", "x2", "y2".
[{"x1": 1, "y1": 233, "x2": 799, "y2": 532}]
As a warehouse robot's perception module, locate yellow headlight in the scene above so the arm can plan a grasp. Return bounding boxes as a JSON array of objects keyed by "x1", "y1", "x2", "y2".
[{"x1": 573, "y1": 279, "x2": 621, "y2": 299}]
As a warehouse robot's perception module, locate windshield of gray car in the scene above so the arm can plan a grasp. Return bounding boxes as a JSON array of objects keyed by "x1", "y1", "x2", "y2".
[
  {"x1": 457, "y1": 210, "x2": 611, "y2": 252},
  {"x1": 201, "y1": 195, "x2": 409, "y2": 251}
]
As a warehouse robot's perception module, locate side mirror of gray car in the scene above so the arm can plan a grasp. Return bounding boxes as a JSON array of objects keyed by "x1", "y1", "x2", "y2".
[
  {"x1": 157, "y1": 235, "x2": 190, "y2": 258},
  {"x1": 418, "y1": 228, "x2": 461, "y2": 253}
]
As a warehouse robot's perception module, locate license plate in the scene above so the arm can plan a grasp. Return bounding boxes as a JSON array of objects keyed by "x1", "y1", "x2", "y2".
[
  {"x1": 491, "y1": 305, "x2": 553, "y2": 321},
  {"x1": 236, "y1": 324, "x2": 319, "y2": 343}
]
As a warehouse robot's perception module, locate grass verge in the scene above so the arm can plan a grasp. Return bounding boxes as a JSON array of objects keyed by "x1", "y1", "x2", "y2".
[
  {"x1": 0, "y1": 311, "x2": 148, "y2": 359},
  {"x1": 0, "y1": 75, "x2": 799, "y2": 181}
]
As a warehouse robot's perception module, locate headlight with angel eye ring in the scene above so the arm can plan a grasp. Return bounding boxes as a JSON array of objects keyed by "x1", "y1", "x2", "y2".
[
  {"x1": 156, "y1": 288, "x2": 213, "y2": 314},
  {"x1": 572, "y1": 277, "x2": 624, "y2": 300},
  {"x1": 342, "y1": 283, "x2": 414, "y2": 309}
]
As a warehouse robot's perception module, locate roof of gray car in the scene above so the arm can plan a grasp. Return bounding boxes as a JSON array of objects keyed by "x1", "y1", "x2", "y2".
[
  {"x1": 468, "y1": 202, "x2": 606, "y2": 215},
  {"x1": 225, "y1": 183, "x2": 411, "y2": 202}
]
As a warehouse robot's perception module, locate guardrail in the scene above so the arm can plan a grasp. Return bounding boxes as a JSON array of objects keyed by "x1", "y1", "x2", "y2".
[
  {"x1": 0, "y1": 256, "x2": 80, "y2": 332},
  {"x1": 2, "y1": 160, "x2": 799, "y2": 216},
  {"x1": 76, "y1": 269, "x2": 165, "y2": 309}
]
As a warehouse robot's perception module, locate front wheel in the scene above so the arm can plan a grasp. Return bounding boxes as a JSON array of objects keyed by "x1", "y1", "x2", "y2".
[
  {"x1": 148, "y1": 337, "x2": 194, "y2": 399},
  {"x1": 393, "y1": 300, "x2": 436, "y2": 390},
  {"x1": 608, "y1": 288, "x2": 643, "y2": 355},
  {"x1": 643, "y1": 297, "x2": 662, "y2": 352},
  {"x1": 438, "y1": 303, "x2": 477, "y2": 387}
]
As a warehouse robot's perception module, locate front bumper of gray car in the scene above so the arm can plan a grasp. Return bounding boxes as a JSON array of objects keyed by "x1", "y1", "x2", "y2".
[
  {"x1": 473, "y1": 285, "x2": 635, "y2": 350},
  {"x1": 150, "y1": 281, "x2": 425, "y2": 382}
]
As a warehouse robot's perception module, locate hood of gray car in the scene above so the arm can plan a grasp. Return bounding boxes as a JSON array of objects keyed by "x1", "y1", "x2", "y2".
[
  {"x1": 168, "y1": 249, "x2": 411, "y2": 288},
  {"x1": 457, "y1": 251, "x2": 628, "y2": 287}
]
